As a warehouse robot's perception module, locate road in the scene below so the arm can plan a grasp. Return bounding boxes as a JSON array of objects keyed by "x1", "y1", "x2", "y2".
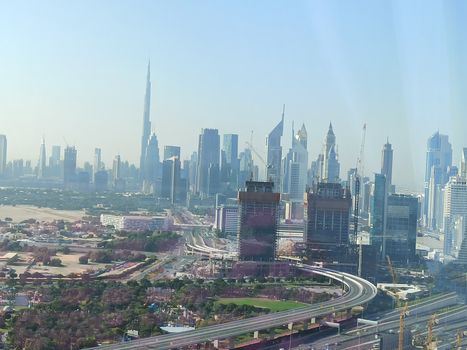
[
  {"x1": 301, "y1": 292, "x2": 465, "y2": 350},
  {"x1": 87, "y1": 264, "x2": 377, "y2": 350}
]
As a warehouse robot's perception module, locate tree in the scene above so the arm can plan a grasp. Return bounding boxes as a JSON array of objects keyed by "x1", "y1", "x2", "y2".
[
  {"x1": 48, "y1": 258, "x2": 62, "y2": 267},
  {"x1": 79, "y1": 255, "x2": 89, "y2": 265}
]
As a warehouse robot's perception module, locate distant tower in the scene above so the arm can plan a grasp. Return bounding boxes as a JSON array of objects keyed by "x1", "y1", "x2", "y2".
[
  {"x1": 266, "y1": 106, "x2": 285, "y2": 190},
  {"x1": 93, "y1": 148, "x2": 102, "y2": 183},
  {"x1": 196, "y1": 128, "x2": 220, "y2": 198},
  {"x1": 284, "y1": 124, "x2": 308, "y2": 201},
  {"x1": 139, "y1": 61, "x2": 152, "y2": 181},
  {"x1": 143, "y1": 133, "x2": 160, "y2": 193},
  {"x1": 37, "y1": 138, "x2": 47, "y2": 179},
  {"x1": 381, "y1": 139, "x2": 393, "y2": 187},
  {"x1": 0, "y1": 135, "x2": 6, "y2": 177},
  {"x1": 322, "y1": 123, "x2": 340, "y2": 183},
  {"x1": 424, "y1": 132, "x2": 452, "y2": 226},
  {"x1": 163, "y1": 146, "x2": 181, "y2": 161},
  {"x1": 63, "y1": 146, "x2": 77, "y2": 185},
  {"x1": 461, "y1": 148, "x2": 467, "y2": 181}
]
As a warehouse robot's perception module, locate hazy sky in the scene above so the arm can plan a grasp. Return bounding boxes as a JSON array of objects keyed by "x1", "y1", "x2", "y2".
[{"x1": 1, "y1": 0, "x2": 467, "y2": 191}]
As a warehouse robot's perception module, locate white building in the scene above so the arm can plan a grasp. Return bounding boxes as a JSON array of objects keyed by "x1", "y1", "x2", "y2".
[
  {"x1": 214, "y1": 205, "x2": 238, "y2": 235},
  {"x1": 443, "y1": 176, "x2": 467, "y2": 262},
  {"x1": 100, "y1": 214, "x2": 167, "y2": 231}
]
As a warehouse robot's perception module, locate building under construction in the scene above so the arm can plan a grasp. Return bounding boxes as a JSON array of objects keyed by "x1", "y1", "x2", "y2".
[
  {"x1": 304, "y1": 182, "x2": 353, "y2": 264},
  {"x1": 237, "y1": 181, "x2": 280, "y2": 261}
]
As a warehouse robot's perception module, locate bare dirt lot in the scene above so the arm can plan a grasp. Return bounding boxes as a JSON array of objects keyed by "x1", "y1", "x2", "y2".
[{"x1": 0, "y1": 205, "x2": 85, "y2": 223}]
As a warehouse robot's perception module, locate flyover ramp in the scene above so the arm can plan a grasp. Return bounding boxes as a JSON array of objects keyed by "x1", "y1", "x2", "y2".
[{"x1": 87, "y1": 265, "x2": 377, "y2": 350}]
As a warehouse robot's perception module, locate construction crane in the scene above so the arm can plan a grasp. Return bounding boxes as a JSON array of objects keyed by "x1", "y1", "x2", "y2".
[
  {"x1": 354, "y1": 124, "x2": 366, "y2": 276},
  {"x1": 426, "y1": 314, "x2": 438, "y2": 350},
  {"x1": 399, "y1": 303, "x2": 409, "y2": 350},
  {"x1": 387, "y1": 255, "x2": 397, "y2": 284}
]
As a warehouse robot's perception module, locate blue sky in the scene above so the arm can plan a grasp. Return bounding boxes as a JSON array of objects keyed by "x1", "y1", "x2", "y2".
[{"x1": 1, "y1": 0, "x2": 467, "y2": 191}]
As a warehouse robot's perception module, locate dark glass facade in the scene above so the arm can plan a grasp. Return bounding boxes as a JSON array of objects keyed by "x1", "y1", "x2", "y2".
[
  {"x1": 385, "y1": 194, "x2": 419, "y2": 265},
  {"x1": 237, "y1": 181, "x2": 280, "y2": 261},
  {"x1": 304, "y1": 182, "x2": 352, "y2": 262}
]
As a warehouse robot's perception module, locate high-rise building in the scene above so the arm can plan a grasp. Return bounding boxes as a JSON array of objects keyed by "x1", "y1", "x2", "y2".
[
  {"x1": 112, "y1": 155, "x2": 121, "y2": 183},
  {"x1": 461, "y1": 148, "x2": 467, "y2": 181},
  {"x1": 381, "y1": 139, "x2": 393, "y2": 192},
  {"x1": 139, "y1": 61, "x2": 152, "y2": 181},
  {"x1": 237, "y1": 181, "x2": 280, "y2": 261},
  {"x1": 284, "y1": 124, "x2": 308, "y2": 201},
  {"x1": 93, "y1": 148, "x2": 102, "y2": 182},
  {"x1": 443, "y1": 176, "x2": 467, "y2": 260},
  {"x1": 94, "y1": 171, "x2": 108, "y2": 192},
  {"x1": 37, "y1": 138, "x2": 47, "y2": 179},
  {"x1": 304, "y1": 182, "x2": 352, "y2": 262},
  {"x1": 222, "y1": 134, "x2": 239, "y2": 185},
  {"x1": 49, "y1": 145, "x2": 61, "y2": 177},
  {"x1": 369, "y1": 173, "x2": 387, "y2": 259},
  {"x1": 143, "y1": 133, "x2": 160, "y2": 193},
  {"x1": 266, "y1": 107, "x2": 284, "y2": 190},
  {"x1": 215, "y1": 205, "x2": 239, "y2": 235},
  {"x1": 196, "y1": 128, "x2": 220, "y2": 197},
  {"x1": 385, "y1": 194, "x2": 418, "y2": 265},
  {"x1": 63, "y1": 146, "x2": 77, "y2": 185},
  {"x1": 427, "y1": 166, "x2": 444, "y2": 230},
  {"x1": 238, "y1": 148, "x2": 254, "y2": 187},
  {"x1": 163, "y1": 146, "x2": 181, "y2": 161},
  {"x1": 424, "y1": 132, "x2": 452, "y2": 225},
  {"x1": 188, "y1": 152, "x2": 197, "y2": 193},
  {"x1": 161, "y1": 156, "x2": 181, "y2": 204},
  {"x1": 0, "y1": 135, "x2": 7, "y2": 177},
  {"x1": 12, "y1": 159, "x2": 24, "y2": 178},
  {"x1": 321, "y1": 123, "x2": 340, "y2": 183}
]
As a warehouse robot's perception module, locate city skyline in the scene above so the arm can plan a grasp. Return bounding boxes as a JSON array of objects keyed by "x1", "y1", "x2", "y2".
[{"x1": 2, "y1": 1, "x2": 467, "y2": 191}]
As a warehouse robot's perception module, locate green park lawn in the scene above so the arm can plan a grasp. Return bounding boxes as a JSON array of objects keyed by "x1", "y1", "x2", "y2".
[{"x1": 217, "y1": 297, "x2": 308, "y2": 312}]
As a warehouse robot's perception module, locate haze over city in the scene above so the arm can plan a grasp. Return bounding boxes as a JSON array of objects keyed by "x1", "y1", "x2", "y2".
[{"x1": 2, "y1": 0, "x2": 467, "y2": 191}]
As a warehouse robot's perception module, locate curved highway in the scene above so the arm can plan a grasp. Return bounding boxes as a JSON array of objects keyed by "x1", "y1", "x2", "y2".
[{"x1": 88, "y1": 264, "x2": 377, "y2": 350}]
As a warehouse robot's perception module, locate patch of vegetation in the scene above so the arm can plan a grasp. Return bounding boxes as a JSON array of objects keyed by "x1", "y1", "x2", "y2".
[{"x1": 216, "y1": 297, "x2": 307, "y2": 312}]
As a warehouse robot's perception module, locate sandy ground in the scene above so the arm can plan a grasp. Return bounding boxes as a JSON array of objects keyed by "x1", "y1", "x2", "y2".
[
  {"x1": 0, "y1": 205, "x2": 85, "y2": 223},
  {"x1": 9, "y1": 252, "x2": 109, "y2": 276}
]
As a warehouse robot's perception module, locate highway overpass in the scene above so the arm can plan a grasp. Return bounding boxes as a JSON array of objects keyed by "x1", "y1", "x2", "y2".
[{"x1": 87, "y1": 264, "x2": 377, "y2": 350}]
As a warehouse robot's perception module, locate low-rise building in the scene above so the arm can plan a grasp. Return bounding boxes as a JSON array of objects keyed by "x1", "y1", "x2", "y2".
[{"x1": 100, "y1": 214, "x2": 167, "y2": 231}]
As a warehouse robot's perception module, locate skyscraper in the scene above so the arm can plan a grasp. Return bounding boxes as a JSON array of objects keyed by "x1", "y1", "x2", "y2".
[
  {"x1": 112, "y1": 155, "x2": 121, "y2": 183},
  {"x1": 93, "y1": 148, "x2": 102, "y2": 183},
  {"x1": 63, "y1": 146, "x2": 77, "y2": 185},
  {"x1": 196, "y1": 128, "x2": 220, "y2": 197},
  {"x1": 283, "y1": 124, "x2": 308, "y2": 202},
  {"x1": 266, "y1": 106, "x2": 284, "y2": 190},
  {"x1": 163, "y1": 146, "x2": 181, "y2": 161},
  {"x1": 370, "y1": 173, "x2": 387, "y2": 259},
  {"x1": 424, "y1": 132, "x2": 452, "y2": 225},
  {"x1": 321, "y1": 123, "x2": 340, "y2": 183},
  {"x1": 139, "y1": 61, "x2": 152, "y2": 180},
  {"x1": 37, "y1": 138, "x2": 47, "y2": 179},
  {"x1": 385, "y1": 194, "x2": 418, "y2": 265},
  {"x1": 237, "y1": 180, "x2": 280, "y2": 261},
  {"x1": 222, "y1": 134, "x2": 239, "y2": 185},
  {"x1": 143, "y1": 133, "x2": 160, "y2": 193},
  {"x1": 161, "y1": 156, "x2": 181, "y2": 204},
  {"x1": 304, "y1": 182, "x2": 352, "y2": 262},
  {"x1": 442, "y1": 176, "x2": 467, "y2": 260},
  {"x1": 381, "y1": 139, "x2": 393, "y2": 192},
  {"x1": 461, "y1": 148, "x2": 467, "y2": 181},
  {"x1": 0, "y1": 135, "x2": 7, "y2": 177},
  {"x1": 49, "y1": 145, "x2": 61, "y2": 177}
]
